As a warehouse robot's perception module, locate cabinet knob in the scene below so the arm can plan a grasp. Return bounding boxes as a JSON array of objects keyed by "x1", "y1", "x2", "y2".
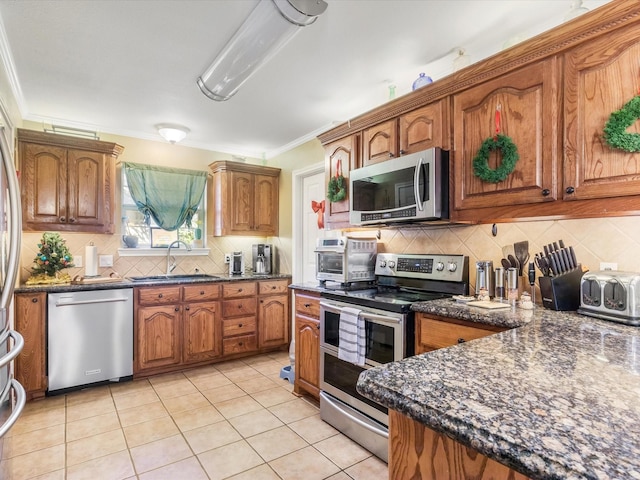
[
  {"x1": 31, "y1": 297, "x2": 38, "y2": 303},
  {"x1": 175, "y1": 307, "x2": 180, "y2": 312},
  {"x1": 399, "y1": 149, "x2": 406, "y2": 155},
  {"x1": 59, "y1": 216, "x2": 66, "y2": 222},
  {"x1": 239, "y1": 288, "x2": 243, "y2": 292},
  {"x1": 200, "y1": 291, "x2": 205, "y2": 295},
  {"x1": 158, "y1": 293, "x2": 163, "y2": 298},
  {"x1": 566, "y1": 186, "x2": 575, "y2": 194},
  {"x1": 69, "y1": 217, "x2": 76, "y2": 223},
  {"x1": 316, "y1": 324, "x2": 320, "y2": 330},
  {"x1": 457, "y1": 338, "x2": 466, "y2": 344},
  {"x1": 541, "y1": 189, "x2": 550, "y2": 196},
  {"x1": 185, "y1": 306, "x2": 190, "y2": 311},
  {"x1": 388, "y1": 152, "x2": 394, "y2": 158},
  {"x1": 260, "y1": 300, "x2": 264, "y2": 304},
  {"x1": 239, "y1": 323, "x2": 243, "y2": 327},
  {"x1": 239, "y1": 342, "x2": 243, "y2": 346},
  {"x1": 272, "y1": 286, "x2": 276, "y2": 290},
  {"x1": 304, "y1": 303, "x2": 311, "y2": 308}
]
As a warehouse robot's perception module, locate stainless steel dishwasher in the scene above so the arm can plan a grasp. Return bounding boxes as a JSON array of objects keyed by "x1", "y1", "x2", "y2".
[{"x1": 48, "y1": 288, "x2": 134, "y2": 393}]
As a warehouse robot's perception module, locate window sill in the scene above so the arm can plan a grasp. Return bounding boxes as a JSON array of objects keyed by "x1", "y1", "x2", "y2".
[{"x1": 117, "y1": 248, "x2": 210, "y2": 257}]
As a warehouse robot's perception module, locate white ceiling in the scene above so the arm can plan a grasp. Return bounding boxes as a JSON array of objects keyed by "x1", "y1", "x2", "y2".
[{"x1": 0, "y1": 0, "x2": 611, "y2": 159}]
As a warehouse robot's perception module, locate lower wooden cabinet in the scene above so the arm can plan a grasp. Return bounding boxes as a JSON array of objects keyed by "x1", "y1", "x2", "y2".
[
  {"x1": 258, "y1": 280, "x2": 289, "y2": 348},
  {"x1": 136, "y1": 304, "x2": 183, "y2": 371},
  {"x1": 14, "y1": 292, "x2": 47, "y2": 400},
  {"x1": 389, "y1": 410, "x2": 530, "y2": 480},
  {"x1": 416, "y1": 312, "x2": 506, "y2": 354},
  {"x1": 293, "y1": 291, "x2": 321, "y2": 399},
  {"x1": 183, "y1": 302, "x2": 222, "y2": 363}
]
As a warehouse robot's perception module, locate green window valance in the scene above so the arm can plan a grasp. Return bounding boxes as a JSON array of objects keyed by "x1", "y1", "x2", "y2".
[{"x1": 123, "y1": 162, "x2": 207, "y2": 231}]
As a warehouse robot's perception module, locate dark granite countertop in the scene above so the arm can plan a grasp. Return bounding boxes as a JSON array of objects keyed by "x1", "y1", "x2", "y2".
[
  {"x1": 15, "y1": 273, "x2": 291, "y2": 293},
  {"x1": 288, "y1": 282, "x2": 328, "y2": 293},
  {"x1": 358, "y1": 304, "x2": 640, "y2": 479}
]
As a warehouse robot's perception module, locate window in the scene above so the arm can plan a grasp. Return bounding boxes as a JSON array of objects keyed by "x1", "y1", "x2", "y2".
[{"x1": 121, "y1": 169, "x2": 206, "y2": 249}]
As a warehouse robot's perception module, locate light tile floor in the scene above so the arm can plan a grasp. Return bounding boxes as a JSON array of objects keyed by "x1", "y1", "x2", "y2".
[{"x1": 0, "y1": 351, "x2": 388, "y2": 480}]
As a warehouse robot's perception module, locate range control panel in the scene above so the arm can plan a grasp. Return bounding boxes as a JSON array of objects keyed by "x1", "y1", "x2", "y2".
[{"x1": 375, "y1": 253, "x2": 468, "y2": 282}]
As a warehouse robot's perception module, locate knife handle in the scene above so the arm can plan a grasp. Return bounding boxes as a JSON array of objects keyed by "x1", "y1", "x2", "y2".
[
  {"x1": 548, "y1": 254, "x2": 559, "y2": 276},
  {"x1": 560, "y1": 248, "x2": 572, "y2": 270},
  {"x1": 569, "y1": 246, "x2": 578, "y2": 269},
  {"x1": 554, "y1": 251, "x2": 566, "y2": 273}
]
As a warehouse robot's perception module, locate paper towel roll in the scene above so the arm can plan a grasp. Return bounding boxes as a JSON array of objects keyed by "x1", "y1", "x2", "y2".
[{"x1": 85, "y1": 245, "x2": 98, "y2": 277}]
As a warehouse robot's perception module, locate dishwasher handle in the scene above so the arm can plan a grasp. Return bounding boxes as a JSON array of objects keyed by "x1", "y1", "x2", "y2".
[{"x1": 54, "y1": 297, "x2": 131, "y2": 307}]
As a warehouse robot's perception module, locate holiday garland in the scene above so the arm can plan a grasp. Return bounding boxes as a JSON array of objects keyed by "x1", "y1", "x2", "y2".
[
  {"x1": 603, "y1": 94, "x2": 640, "y2": 152},
  {"x1": 327, "y1": 158, "x2": 347, "y2": 202},
  {"x1": 472, "y1": 134, "x2": 520, "y2": 183}
]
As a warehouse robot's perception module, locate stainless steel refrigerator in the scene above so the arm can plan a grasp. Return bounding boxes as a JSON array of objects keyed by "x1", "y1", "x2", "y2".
[{"x1": 0, "y1": 127, "x2": 25, "y2": 440}]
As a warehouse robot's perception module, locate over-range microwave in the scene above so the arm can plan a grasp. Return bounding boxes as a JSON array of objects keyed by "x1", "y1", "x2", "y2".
[{"x1": 349, "y1": 148, "x2": 449, "y2": 226}]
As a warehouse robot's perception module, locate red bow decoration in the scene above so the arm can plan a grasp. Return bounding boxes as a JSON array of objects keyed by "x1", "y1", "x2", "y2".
[{"x1": 311, "y1": 200, "x2": 325, "y2": 229}]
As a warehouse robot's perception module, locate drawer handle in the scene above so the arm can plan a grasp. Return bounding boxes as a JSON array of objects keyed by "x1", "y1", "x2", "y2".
[
  {"x1": 59, "y1": 216, "x2": 66, "y2": 222},
  {"x1": 271, "y1": 286, "x2": 276, "y2": 290},
  {"x1": 185, "y1": 306, "x2": 190, "y2": 311},
  {"x1": 238, "y1": 304, "x2": 242, "y2": 308},
  {"x1": 69, "y1": 217, "x2": 76, "y2": 223},
  {"x1": 158, "y1": 293, "x2": 163, "y2": 298},
  {"x1": 304, "y1": 303, "x2": 311, "y2": 308},
  {"x1": 200, "y1": 291, "x2": 205, "y2": 295},
  {"x1": 175, "y1": 307, "x2": 180, "y2": 312},
  {"x1": 457, "y1": 338, "x2": 466, "y2": 344},
  {"x1": 32, "y1": 298, "x2": 38, "y2": 303},
  {"x1": 239, "y1": 342, "x2": 243, "y2": 346},
  {"x1": 239, "y1": 288, "x2": 243, "y2": 292},
  {"x1": 238, "y1": 323, "x2": 243, "y2": 327}
]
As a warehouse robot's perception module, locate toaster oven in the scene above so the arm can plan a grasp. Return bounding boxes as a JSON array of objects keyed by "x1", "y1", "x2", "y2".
[
  {"x1": 578, "y1": 271, "x2": 640, "y2": 325},
  {"x1": 315, "y1": 237, "x2": 377, "y2": 285}
]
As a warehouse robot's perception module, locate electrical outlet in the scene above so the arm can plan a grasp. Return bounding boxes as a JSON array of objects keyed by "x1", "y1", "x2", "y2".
[
  {"x1": 224, "y1": 253, "x2": 231, "y2": 263},
  {"x1": 99, "y1": 255, "x2": 113, "y2": 267},
  {"x1": 600, "y1": 262, "x2": 618, "y2": 271},
  {"x1": 75, "y1": 255, "x2": 83, "y2": 268}
]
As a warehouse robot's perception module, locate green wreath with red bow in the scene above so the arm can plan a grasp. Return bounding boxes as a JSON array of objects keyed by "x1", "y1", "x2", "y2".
[
  {"x1": 472, "y1": 105, "x2": 520, "y2": 183},
  {"x1": 603, "y1": 94, "x2": 640, "y2": 152},
  {"x1": 327, "y1": 159, "x2": 347, "y2": 203}
]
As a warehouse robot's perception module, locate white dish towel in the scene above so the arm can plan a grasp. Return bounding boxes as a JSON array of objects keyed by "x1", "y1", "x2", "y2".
[{"x1": 338, "y1": 307, "x2": 365, "y2": 366}]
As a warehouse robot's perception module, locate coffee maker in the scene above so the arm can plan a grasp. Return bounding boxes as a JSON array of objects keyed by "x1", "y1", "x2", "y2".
[{"x1": 252, "y1": 244, "x2": 273, "y2": 275}]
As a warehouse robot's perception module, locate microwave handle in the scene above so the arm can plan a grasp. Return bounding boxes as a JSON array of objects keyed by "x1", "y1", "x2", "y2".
[{"x1": 414, "y1": 156, "x2": 424, "y2": 211}]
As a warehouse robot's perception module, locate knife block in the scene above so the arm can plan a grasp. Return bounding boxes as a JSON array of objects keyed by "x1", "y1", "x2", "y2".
[{"x1": 538, "y1": 266, "x2": 584, "y2": 311}]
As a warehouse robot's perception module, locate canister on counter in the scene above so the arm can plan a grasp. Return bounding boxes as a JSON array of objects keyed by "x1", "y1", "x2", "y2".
[
  {"x1": 495, "y1": 267, "x2": 505, "y2": 301},
  {"x1": 507, "y1": 267, "x2": 518, "y2": 305}
]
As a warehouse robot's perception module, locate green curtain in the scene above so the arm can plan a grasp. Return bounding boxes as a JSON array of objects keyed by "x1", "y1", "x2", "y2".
[{"x1": 123, "y1": 162, "x2": 207, "y2": 231}]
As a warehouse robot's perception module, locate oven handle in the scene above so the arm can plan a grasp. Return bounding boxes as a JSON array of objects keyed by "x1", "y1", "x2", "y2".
[
  {"x1": 321, "y1": 392, "x2": 389, "y2": 439},
  {"x1": 320, "y1": 301, "x2": 401, "y2": 325}
]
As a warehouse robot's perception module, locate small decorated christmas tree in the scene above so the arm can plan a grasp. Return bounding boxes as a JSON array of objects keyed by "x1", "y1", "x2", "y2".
[{"x1": 30, "y1": 232, "x2": 74, "y2": 278}]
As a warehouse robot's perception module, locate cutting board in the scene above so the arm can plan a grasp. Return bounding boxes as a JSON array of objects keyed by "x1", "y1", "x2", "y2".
[{"x1": 466, "y1": 300, "x2": 512, "y2": 310}]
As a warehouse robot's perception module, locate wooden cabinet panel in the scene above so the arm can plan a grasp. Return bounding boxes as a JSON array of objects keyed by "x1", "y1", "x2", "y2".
[
  {"x1": 222, "y1": 282, "x2": 256, "y2": 299},
  {"x1": 209, "y1": 161, "x2": 280, "y2": 236},
  {"x1": 183, "y1": 302, "x2": 222, "y2": 363},
  {"x1": 183, "y1": 284, "x2": 220, "y2": 303},
  {"x1": 324, "y1": 134, "x2": 359, "y2": 227},
  {"x1": 452, "y1": 58, "x2": 560, "y2": 214},
  {"x1": 564, "y1": 23, "x2": 640, "y2": 202},
  {"x1": 389, "y1": 410, "x2": 530, "y2": 480},
  {"x1": 416, "y1": 313, "x2": 505, "y2": 354},
  {"x1": 362, "y1": 119, "x2": 398, "y2": 166},
  {"x1": 295, "y1": 292, "x2": 320, "y2": 318},
  {"x1": 258, "y1": 279, "x2": 288, "y2": 295},
  {"x1": 258, "y1": 294, "x2": 289, "y2": 348},
  {"x1": 400, "y1": 101, "x2": 448, "y2": 154},
  {"x1": 18, "y1": 129, "x2": 122, "y2": 233},
  {"x1": 136, "y1": 305, "x2": 182, "y2": 371},
  {"x1": 295, "y1": 313, "x2": 320, "y2": 399},
  {"x1": 137, "y1": 286, "x2": 181, "y2": 306},
  {"x1": 222, "y1": 298, "x2": 257, "y2": 318},
  {"x1": 223, "y1": 317, "x2": 256, "y2": 337},
  {"x1": 223, "y1": 335, "x2": 258, "y2": 355},
  {"x1": 14, "y1": 293, "x2": 47, "y2": 399}
]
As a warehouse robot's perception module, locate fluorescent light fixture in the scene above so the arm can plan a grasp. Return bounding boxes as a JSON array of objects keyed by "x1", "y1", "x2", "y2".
[
  {"x1": 156, "y1": 124, "x2": 190, "y2": 144},
  {"x1": 197, "y1": 0, "x2": 327, "y2": 101}
]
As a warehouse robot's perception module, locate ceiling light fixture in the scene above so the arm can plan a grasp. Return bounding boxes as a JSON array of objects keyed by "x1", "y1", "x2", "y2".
[
  {"x1": 197, "y1": 0, "x2": 328, "y2": 102},
  {"x1": 156, "y1": 124, "x2": 190, "y2": 144}
]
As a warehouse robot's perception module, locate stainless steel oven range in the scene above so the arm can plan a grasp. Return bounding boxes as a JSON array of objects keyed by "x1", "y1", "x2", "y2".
[{"x1": 319, "y1": 253, "x2": 469, "y2": 462}]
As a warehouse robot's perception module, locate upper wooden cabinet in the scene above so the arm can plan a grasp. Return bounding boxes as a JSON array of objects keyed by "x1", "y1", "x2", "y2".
[
  {"x1": 324, "y1": 134, "x2": 359, "y2": 228},
  {"x1": 18, "y1": 129, "x2": 123, "y2": 233},
  {"x1": 452, "y1": 57, "x2": 560, "y2": 216},
  {"x1": 209, "y1": 161, "x2": 280, "y2": 236},
  {"x1": 563, "y1": 21, "x2": 640, "y2": 202},
  {"x1": 363, "y1": 100, "x2": 449, "y2": 166}
]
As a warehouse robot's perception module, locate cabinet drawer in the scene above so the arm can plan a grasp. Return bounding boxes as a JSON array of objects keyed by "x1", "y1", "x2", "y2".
[
  {"x1": 295, "y1": 293, "x2": 320, "y2": 318},
  {"x1": 259, "y1": 280, "x2": 289, "y2": 295},
  {"x1": 223, "y1": 282, "x2": 256, "y2": 298},
  {"x1": 417, "y1": 316, "x2": 505, "y2": 352},
  {"x1": 183, "y1": 283, "x2": 220, "y2": 302},
  {"x1": 222, "y1": 298, "x2": 257, "y2": 317},
  {"x1": 137, "y1": 286, "x2": 181, "y2": 305},
  {"x1": 223, "y1": 334, "x2": 257, "y2": 355},
  {"x1": 223, "y1": 317, "x2": 256, "y2": 337}
]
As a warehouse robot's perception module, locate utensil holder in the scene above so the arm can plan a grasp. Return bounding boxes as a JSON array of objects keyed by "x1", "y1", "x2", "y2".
[{"x1": 538, "y1": 266, "x2": 584, "y2": 311}]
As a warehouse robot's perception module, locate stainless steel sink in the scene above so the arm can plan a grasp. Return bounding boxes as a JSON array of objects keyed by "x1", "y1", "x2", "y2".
[{"x1": 127, "y1": 274, "x2": 219, "y2": 282}]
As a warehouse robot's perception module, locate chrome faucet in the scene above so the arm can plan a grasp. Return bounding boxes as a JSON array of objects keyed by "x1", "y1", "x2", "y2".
[{"x1": 166, "y1": 240, "x2": 191, "y2": 275}]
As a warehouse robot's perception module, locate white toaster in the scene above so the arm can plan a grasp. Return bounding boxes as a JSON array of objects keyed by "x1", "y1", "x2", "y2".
[{"x1": 578, "y1": 271, "x2": 640, "y2": 326}]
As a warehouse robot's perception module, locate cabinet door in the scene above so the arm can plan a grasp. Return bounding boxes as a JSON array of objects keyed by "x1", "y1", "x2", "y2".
[
  {"x1": 14, "y1": 293, "x2": 47, "y2": 399},
  {"x1": 253, "y1": 174, "x2": 279, "y2": 235},
  {"x1": 452, "y1": 57, "x2": 560, "y2": 214},
  {"x1": 362, "y1": 119, "x2": 398, "y2": 166},
  {"x1": 415, "y1": 313, "x2": 505, "y2": 354},
  {"x1": 258, "y1": 294, "x2": 289, "y2": 348},
  {"x1": 295, "y1": 314, "x2": 320, "y2": 399},
  {"x1": 399, "y1": 100, "x2": 449, "y2": 154},
  {"x1": 324, "y1": 134, "x2": 359, "y2": 227},
  {"x1": 564, "y1": 23, "x2": 640, "y2": 201},
  {"x1": 183, "y1": 301, "x2": 222, "y2": 363},
  {"x1": 21, "y1": 143, "x2": 67, "y2": 229},
  {"x1": 135, "y1": 305, "x2": 182, "y2": 372},
  {"x1": 66, "y1": 149, "x2": 106, "y2": 227},
  {"x1": 228, "y1": 171, "x2": 254, "y2": 233}
]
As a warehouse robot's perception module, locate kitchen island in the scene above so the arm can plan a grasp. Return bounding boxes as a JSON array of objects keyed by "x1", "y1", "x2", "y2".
[{"x1": 357, "y1": 298, "x2": 640, "y2": 479}]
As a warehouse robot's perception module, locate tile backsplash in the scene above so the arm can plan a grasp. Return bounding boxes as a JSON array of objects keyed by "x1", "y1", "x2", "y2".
[{"x1": 19, "y1": 216, "x2": 638, "y2": 294}]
